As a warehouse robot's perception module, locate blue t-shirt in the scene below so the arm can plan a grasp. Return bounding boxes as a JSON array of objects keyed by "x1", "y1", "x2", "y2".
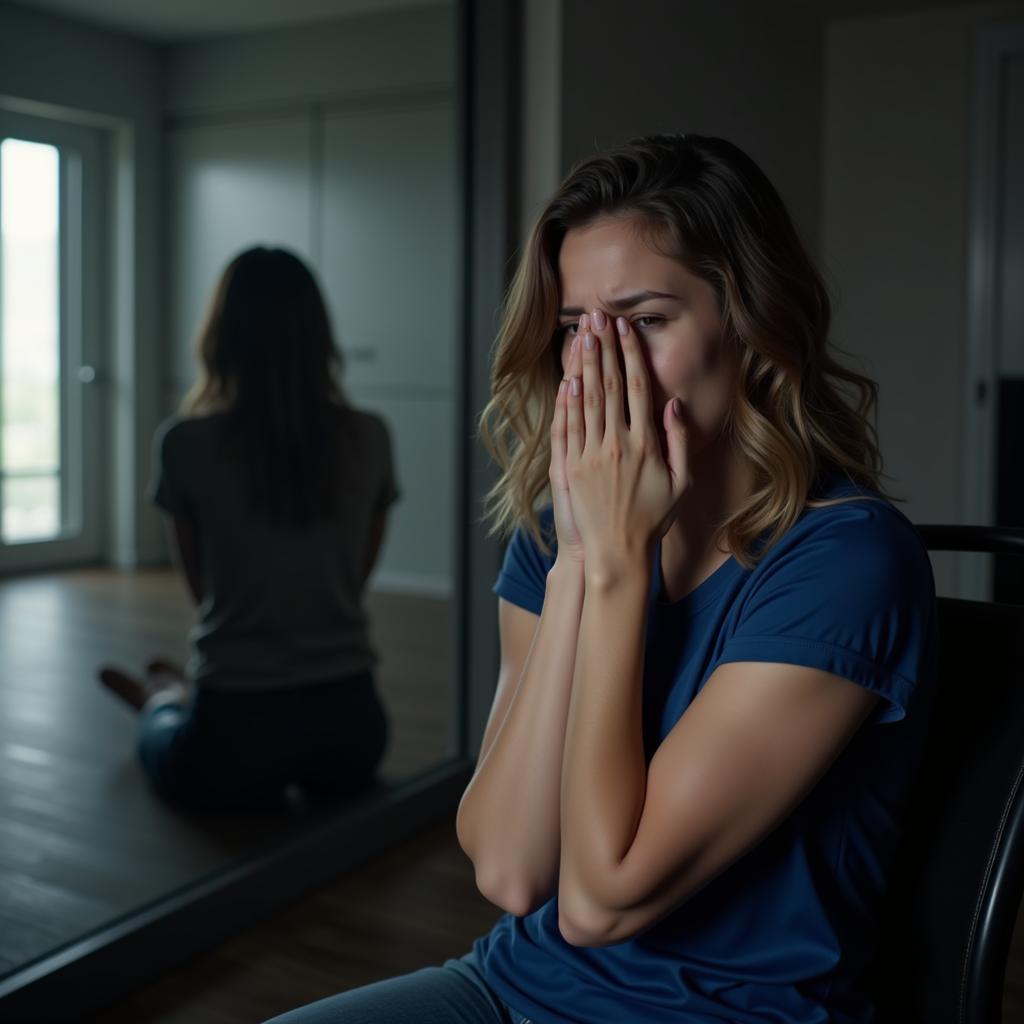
[{"x1": 474, "y1": 478, "x2": 937, "y2": 1024}]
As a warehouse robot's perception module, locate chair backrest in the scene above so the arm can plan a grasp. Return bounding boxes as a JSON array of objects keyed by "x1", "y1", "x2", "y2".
[{"x1": 872, "y1": 527, "x2": 1024, "y2": 1024}]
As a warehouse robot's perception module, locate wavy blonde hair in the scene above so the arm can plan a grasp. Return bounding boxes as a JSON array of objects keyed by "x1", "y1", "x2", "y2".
[{"x1": 479, "y1": 134, "x2": 885, "y2": 565}]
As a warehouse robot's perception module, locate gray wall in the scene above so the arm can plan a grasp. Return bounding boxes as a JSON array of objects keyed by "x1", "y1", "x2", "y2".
[
  {"x1": 822, "y1": 1, "x2": 1024, "y2": 592},
  {"x1": 520, "y1": 0, "x2": 562, "y2": 231},
  {"x1": 0, "y1": 2, "x2": 163, "y2": 565},
  {"x1": 552, "y1": 0, "x2": 1024, "y2": 595},
  {"x1": 162, "y1": 5, "x2": 459, "y2": 595},
  {"x1": 163, "y1": 5, "x2": 454, "y2": 113},
  {"x1": 558, "y1": 0, "x2": 824, "y2": 250}
]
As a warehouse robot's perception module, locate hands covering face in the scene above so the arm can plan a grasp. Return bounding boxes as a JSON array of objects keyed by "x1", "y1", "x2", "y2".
[{"x1": 550, "y1": 310, "x2": 691, "y2": 576}]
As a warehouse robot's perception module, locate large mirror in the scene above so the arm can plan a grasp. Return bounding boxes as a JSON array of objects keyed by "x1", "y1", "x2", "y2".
[{"x1": 0, "y1": 0, "x2": 468, "y2": 988}]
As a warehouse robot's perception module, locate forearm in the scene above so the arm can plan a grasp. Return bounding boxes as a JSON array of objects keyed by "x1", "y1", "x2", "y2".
[
  {"x1": 559, "y1": 559, "x2": 651, "y2": 922},
  {"x1": 360, "y1": 513, "x2": 387, "y2": 588},
  {"x1": 457, "y1": 561, "x2": 584, "y2": 914},
  {"x1": 166, "y1": 516, "x2": 203, "y2": 605},
  {"x1": 179, "y1": 555, "x2": 203, "y2": 605}
]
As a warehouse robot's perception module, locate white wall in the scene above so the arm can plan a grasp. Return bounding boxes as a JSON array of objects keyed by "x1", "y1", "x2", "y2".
[
  {"x1": 822, "y1": 2, "x2": 1024, "y2": 593},
  {"x1": 558, "y1": 0, "x2": 824, "y2": 251},
  {"x1": 0, "y1": 3, "x2": 163, "y2": 565},
  {"x1": 162, "y1": 5, "x2": 458, "y2": 596}
]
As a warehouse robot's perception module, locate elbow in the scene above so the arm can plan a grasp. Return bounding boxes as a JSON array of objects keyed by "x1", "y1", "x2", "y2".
[
  {"x1": 474, "y1": 866, "x2": 549, "y2": 917},
  {"x1": 456, "y1": 806, "x2": 552, "y2": 913},
  {"x1": 557, "y1": 871, "x2": 706, "y2": 946},
  {"x1": 456, "y1": 826, "x2": 543, "y2": 916},
  {"x1": 557, "y1": 881, "x2": 628, "y2": 947},
  {"x1": 557, "y1": 900, "x2": 623, "y2": 948},
  {"x1": 456, "y1": 802, "x2": 552, "y2": 916},
  {"x1": 556, "y1": 866, "x2": 668, "y2": 947}
]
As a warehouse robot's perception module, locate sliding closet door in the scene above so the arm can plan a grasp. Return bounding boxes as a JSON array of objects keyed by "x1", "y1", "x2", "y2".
[{"x1": 321, "y1": 102, "x2": 457, "y2": 596}]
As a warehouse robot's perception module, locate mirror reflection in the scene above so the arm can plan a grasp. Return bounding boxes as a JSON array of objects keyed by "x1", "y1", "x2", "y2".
[
  {"x1": 99, "y1": 244, "x2": 398, "y2": 809},
  {"x1": 0, "y1": 0, "x2": 459, "y2": 981}
]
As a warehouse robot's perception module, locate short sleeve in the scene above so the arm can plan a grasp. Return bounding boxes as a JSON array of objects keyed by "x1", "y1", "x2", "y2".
[
  {"x1": 714, "y1": 503, "x2": 936, "y2": 724},
  {"x1": 493, "y1": 508, "x2": 557, "y2": 616},
  {"x1": 148, "y1": 417, "x2": 191, "y2": 518}
]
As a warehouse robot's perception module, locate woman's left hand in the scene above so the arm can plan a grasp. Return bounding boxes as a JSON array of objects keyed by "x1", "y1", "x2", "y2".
[{"x1": 564, "y1": 310, "x2": 690, "y2": 581}]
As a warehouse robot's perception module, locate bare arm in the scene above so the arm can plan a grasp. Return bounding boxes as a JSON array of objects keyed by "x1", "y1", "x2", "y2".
[
  {"x1": 164, "y1": 514, "x2": 203, "y2": 606},
  {"x1": 558, "y1": 574, "x2": 878, "y2": 945},
  {"x1": 457, "y1": 333, "x2": 591, "y2": 916},
  {"x1": 456, "y1": 562, "x2": 584, "y2": 916},
  {"x1": 361, "y1": 511, "x2": 388, "y2": 588},
  {"x1": 556, "y1": 311, "x2": 879, "y2": 946}
]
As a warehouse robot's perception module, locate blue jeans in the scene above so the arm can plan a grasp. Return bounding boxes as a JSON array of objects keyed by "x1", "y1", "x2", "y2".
[
  {"x1": 137, "y1": 671, "x2": 388, "y2": 809},
  {"x1": 262, "y1": 953, "x2": 533, "y2": 1024}
]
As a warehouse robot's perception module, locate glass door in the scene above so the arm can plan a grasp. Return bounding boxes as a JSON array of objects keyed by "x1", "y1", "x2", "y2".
[{"x1": 0, "y1": 111, "x2": 104, "y2": 572}]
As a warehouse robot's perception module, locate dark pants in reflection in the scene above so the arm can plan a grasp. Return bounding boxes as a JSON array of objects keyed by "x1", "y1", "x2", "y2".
[{"x1": 137, "y1": 672, "x2": 388, "y2": 809}]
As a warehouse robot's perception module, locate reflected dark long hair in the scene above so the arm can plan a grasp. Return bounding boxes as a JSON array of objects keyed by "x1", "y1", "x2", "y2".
[
  {"x1": 480, "y1": 134, "x2": 884, "y2": 564},
  {"x1": 183, "y1": 246, "x2": 348, "y2": 526}
]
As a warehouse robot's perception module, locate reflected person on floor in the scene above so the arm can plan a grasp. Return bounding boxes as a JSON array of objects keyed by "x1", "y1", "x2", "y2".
[{"x1": 98, "y1": 246, "x2": 398, "y2": 810}]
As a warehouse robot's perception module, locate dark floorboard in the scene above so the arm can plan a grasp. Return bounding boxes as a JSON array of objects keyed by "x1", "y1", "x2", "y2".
[
  {"x1": 0, "y1": 569, "x2": 452, "y2": 980},
  {"x1": 95, "y1": 821, "x2": 500, "y2": 1024}
]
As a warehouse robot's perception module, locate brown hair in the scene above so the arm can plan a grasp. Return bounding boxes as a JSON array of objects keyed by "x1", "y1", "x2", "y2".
[
  {"x1": 183, "y1": 246, "x2": 350, "y2": 526},
  {"x1": 479, "y1": 133, "x2": 884, "y2": 565}
]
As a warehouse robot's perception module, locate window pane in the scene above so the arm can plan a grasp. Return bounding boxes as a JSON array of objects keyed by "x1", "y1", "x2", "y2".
[
  {"x1": 1, "y1": 139, "x2": 61, "y2": 542},
  {"x1": 2, "y1": 474, "x2": 60, "y2": 542}
]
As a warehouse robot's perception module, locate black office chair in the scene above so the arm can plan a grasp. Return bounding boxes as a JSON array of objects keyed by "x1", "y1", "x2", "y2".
[{"x1": 871, "y1": 525, "x2": 1024, "y2": 1024}]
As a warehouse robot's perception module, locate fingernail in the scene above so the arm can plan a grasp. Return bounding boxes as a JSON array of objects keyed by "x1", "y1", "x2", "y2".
[
  {"x1": 592, "y1": 309, "x2": 606, "y2": 329},
  {"x1": 579, "y1": 313, "x2": 590, "y2": 333},
  {"x1": 616, "y1": 316, "x2": 629, "y2": 336},
  {"x1": 583, "y1": 332, "x2": 595, "y2": 351},
  {"x1": 558, "y1": 379, "x2": 567, "y2": 394},
  {"x1": 570, "y1": 335, "x2": 579, "y2": 354},
  {"x1": 672, "y1": 398, "x2": 682, "y2": 418},
  {"x1": 570, "y1": 376, "x2": 581, "y2": 396}
]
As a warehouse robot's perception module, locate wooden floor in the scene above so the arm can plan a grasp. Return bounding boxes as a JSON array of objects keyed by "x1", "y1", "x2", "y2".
[
  {"x1": 96, "y1": 821, "x2": 501, "y2": 1024},
  {"x1": 0, "y1": 569, "x2": 451, "y2": 980},
  {"x1": 93, "y1": 819, "x2": 1024, "y2": 1023},
  {"x1": 8, "y1": 570, "x2": 1024, "y2": 1021}
]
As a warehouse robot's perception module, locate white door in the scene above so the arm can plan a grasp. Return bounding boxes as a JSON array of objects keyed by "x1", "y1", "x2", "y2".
[{"x1": 0, "y1": 110, "x2": 105, "y2": 573}]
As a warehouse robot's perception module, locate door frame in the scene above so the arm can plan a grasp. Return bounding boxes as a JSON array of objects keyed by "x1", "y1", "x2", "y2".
[
  {"x1": 0, "y1": 109, "x2": 106, "y2": 572},
  {"x1": 961, "y1": 22, "x2": 1024, "y2": 599}
]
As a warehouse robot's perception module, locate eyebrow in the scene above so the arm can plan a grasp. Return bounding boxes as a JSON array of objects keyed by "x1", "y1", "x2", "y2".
[{"x1": 558, "y1": 290, "x2": 681, "y2": 317}]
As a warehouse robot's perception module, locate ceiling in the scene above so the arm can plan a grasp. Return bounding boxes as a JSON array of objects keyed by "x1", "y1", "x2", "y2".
[
  {"x1": 7, "y1": 0, "x2": 1001, "y2": 43},
  {"x1": 7, "y1": 0, "x2": 447, "y2": 41},
  {"x1": 815, "y1": 0, "x2": 997, "y2": 16}
]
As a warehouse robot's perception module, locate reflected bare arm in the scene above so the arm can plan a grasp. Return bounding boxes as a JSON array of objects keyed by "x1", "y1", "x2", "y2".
[
  {"x1": 165, "y1": 514, "x2": 203, "y2": 606},
  {"x1": 361, "y1": 511, "x2": 389, "y2": 588}
]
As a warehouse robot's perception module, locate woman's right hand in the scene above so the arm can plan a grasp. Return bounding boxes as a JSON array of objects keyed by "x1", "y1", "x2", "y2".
[{"x1": 550, "y1": 319, "x2": 586, "y2": 566}]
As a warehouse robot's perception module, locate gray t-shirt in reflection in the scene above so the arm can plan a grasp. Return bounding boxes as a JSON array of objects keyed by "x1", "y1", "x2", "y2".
[{"x1": 149, "y1": 408, "x2": 399, "y2": 692}]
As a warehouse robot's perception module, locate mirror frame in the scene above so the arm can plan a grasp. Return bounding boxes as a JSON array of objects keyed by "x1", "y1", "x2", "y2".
[{"x1": 0, "y1": 0, "x2": 518, "y2": 1016}]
